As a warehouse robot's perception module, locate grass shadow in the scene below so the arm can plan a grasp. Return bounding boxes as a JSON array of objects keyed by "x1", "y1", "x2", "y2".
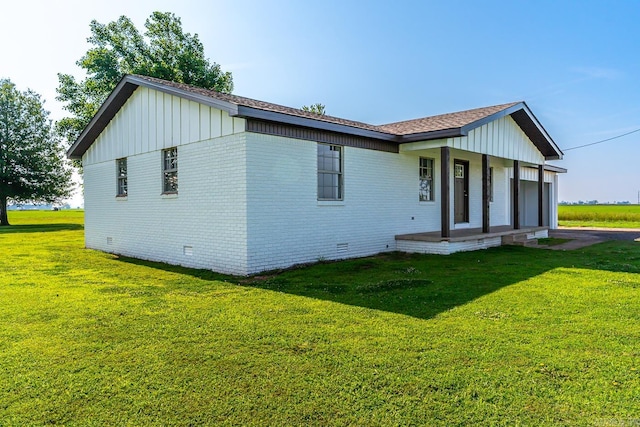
[
  {"x1": 112, "y1": 245, "x2": 578, "y2": 320},
  {"x1": 112, "y1": 255, "x2": 236, "y2": 282},
  {"x1": 111, "y1": 240, "x2": 640, "y2": 320},
  {"x1": 0, "y1": 223, "x2": 84, "y2": 234}
]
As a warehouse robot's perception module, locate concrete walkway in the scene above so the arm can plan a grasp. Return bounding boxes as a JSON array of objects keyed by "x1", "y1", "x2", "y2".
[{"x1": 545, "y1": 227, "x2": 640, "y2": 250}]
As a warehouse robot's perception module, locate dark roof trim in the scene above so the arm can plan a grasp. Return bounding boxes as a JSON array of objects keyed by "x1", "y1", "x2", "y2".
[
  {"x1": 510, "y1": 106, "x2": 563, "y2": 160},
  {"x1": 399, "y1": 102, "x2": 563, "y2": 160},
  {"x1": 134, "y1": 75, "x2": 239, "y2": 114},
  {"x1": 235, "y1": 106, "x2": 398, "y2": 142},
  {"x1": 398, "y1": 128, "x2": 463, "y2": 142},
  {"x1": 67, "y1": 80, "x2": 136, "y2": 160},
  {"x1": 543, "y1": 164, "x2": 567, "y2": 174},
  {"x1": 67, "y1": 75, "x2": 564, "y2": 162},
  {"x1": 459, "y1": 102, "x2": 525, "y2": 135},
  {"x1": 67, "y1": 75, "x2": 239, "y2": 159},
  {"x1": 247, "y1": 119, "x2": 399, "y2": 153}
]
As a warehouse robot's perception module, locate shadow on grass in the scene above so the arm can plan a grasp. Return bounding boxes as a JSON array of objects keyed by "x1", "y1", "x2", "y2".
[
  {"x1": 0, "y1": 223, "x2": 84, "y2": 234},
  {"x1": 110, "y1": 247, "x2": 550, "y2": 319},
  {"x1": 113, "y1": 241, "x2": 640, "y2": 320}
]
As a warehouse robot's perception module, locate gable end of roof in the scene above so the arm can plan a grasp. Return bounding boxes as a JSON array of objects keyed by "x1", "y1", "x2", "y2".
[{"x1": 67, "y1": 75, "x2": 563, "y2": 162}]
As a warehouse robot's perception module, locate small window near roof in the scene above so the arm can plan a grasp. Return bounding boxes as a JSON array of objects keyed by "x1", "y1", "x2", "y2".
[
  {"x1": 162, "y1": 148, "x2": 178, "y2": 193},
  {"x1": 116, "y1": 158, "x2": 127, "y2": 196},
  {"x1": 419, "y1": 158, "x2": 434, "y2": 201}
]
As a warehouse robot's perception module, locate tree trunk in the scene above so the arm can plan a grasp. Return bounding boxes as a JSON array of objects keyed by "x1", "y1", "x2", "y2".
[{"x1": 0, "y1": 195, "x2": 9, "y2": 226}]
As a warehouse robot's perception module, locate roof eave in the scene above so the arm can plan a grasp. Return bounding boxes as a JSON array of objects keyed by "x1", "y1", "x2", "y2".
[
  {"x1": 459, "y1": 102, "x2": 525, "y2": 135},
  {"x1": 67, "y1": 78, "x2": 137, "y2": 160},
  {"x1": 67, "y1": 75, "x2": 240, "y2": 160},
  {"x1": 399, "y1": 128, "x2": 463, "y2": 142},
  {"x1": 508, "y1": 103, "x2": 564, "y2": 161},
  {"x1": 455, "y1": 101, "x2": 563, "y2": 161},
  {"x1": 544, "y1": 164, "x2": 568, "y2": 173},
  {"x1": 236, "y1": 106, "x2": 399, "y2": 142}
]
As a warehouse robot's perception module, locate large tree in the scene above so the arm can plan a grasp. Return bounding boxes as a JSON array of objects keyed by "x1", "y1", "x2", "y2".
[
  {"x1": 0, "y1": 80, "x2": 72, "y2": 226},
  {"x1": 56, "y1": 11, "x2": 234, "y2": 146}
]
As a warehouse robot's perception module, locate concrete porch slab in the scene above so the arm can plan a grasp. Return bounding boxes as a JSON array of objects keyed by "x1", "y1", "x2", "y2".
[
  {"x1": 395, "y1": 225, "x2": 549, "y2": 243},
  {"x1": 395, "y1": 226, "x2": 549, "y2": 255}
]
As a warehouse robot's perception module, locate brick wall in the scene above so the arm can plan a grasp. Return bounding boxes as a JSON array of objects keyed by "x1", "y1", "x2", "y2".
[
  {"x1": 84, "y1": 133, "x2": 250, "y2": 275},
  {"x1": 244, "y1": 133, "x2": 445, "y2": 273}
]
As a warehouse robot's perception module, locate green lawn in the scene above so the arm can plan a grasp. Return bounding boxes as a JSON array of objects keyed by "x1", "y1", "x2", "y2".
[
  {"x1": 1, "y1": 211, "x2": 639, "y2": 425},
  {"x1": 559, "y1": 204, "x2": 640, "y2": 228}
]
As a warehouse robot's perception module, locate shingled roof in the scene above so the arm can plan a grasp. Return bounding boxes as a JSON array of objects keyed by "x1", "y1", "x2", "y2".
[
  {"x1": 67, "y1": 75, "x2": 563, "y2": 160},
  {"x1": 134, "y1": 75, "x2": 384, "y2": 133},
  {"x1": 378, "y1": 102, "x2": 521, "y2": 135}
]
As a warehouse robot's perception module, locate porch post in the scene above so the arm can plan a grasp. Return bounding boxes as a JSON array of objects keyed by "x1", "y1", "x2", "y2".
[
  {"x1": 513, "y1": 160, "x2": 520, "y2": 230},
  {"x1": 482, "y1": 154, "x2": 490, "y2": 233},
  {"x1": 538, "y1": 164, "x2": 544, "y2": 227},
  {"x1": 441, "y1": 146, "x2": 450, "y2": 238}
]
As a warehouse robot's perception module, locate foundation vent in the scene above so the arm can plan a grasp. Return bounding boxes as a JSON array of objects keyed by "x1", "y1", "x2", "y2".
[
  {"x1": 106, "y1": 237, "x2": 113, "y2": 245},
  {"x1": 337, "y1": 243, "x2": 349, "y2": 254},
  {"x1": 183, "y1": 246, "x2": 193, "y2": 256}
]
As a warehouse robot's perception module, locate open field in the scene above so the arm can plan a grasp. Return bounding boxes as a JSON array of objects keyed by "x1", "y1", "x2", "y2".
[
  {"x1": 1, "y1": 211, "x2": 639, "y2": 425},
  {"x1": 559, "y1": 204, "x2": 640, "y2": 228}
]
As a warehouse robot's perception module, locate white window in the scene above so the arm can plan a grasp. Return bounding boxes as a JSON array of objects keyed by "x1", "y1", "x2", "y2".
[
  {"x1": 116, "y1": 158, "x2": 127, "y2": 196},
  {"x1": 162, "y1": 148, "x2": 178, "y2": 193},
  {"x1": 419, "y1": 158, "x2": 434, "y2": 201},
  {"x1": 317, "y1": 144, "x2": 343, "y2": 200}
]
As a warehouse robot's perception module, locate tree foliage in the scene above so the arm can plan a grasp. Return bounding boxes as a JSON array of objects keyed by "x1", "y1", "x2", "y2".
[
  {"x1": 301, "y1": 103, "x2": 326, "y2": 115},
  {"x1": 0, "y1": 80, "x2": 72, "y2": 225},
  {"x1": 56, "y1": 11, "x2": 234, "y2": 146}
]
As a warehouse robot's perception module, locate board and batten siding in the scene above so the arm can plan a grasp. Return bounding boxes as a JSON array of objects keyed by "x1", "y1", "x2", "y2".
[
  {"x1": 82, "y1": 85, "x2": 250, "y2": 275},
  {"x1": 514, "y1": 167, "x2": 557, "y2": 183},
  {"x1": 83, "y1": 86, "x2": 245, "y2": 166},
  {"x1": 400, "y1": 116, "x2": 545, "y2": 165}
]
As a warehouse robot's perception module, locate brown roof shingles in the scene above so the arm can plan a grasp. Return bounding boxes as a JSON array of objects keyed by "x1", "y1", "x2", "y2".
[
  {"x1": 376, "y1": 102, "x2": 521, "y2": 135},
  {"x1": 136, "y1": 75, "x2": 520, "y2": 137},
  {"x1": 135, "y1": 75, "x2": 385, "y2": 133}
]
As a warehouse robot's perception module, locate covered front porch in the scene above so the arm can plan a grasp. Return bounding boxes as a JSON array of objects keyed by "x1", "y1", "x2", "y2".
[{"x1": 393, "y1": 101, "x2": 564, "y2": 255}]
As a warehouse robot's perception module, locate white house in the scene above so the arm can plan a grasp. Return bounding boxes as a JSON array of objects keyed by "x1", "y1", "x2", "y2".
[{"x1": 68, "y1": 75, "x2": 565, "y2": 275}]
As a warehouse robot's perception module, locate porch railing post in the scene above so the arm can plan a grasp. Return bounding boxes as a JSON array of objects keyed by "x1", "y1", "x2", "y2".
[
  {"x1": 482, "y1": 154, "x2": 490, "y2": 233},
  {"x1": 538, "y1": 164, "x2": 544, "y2": 227},
  {"x1": 441, "y1": 146, "x2": 450, "y2": 238},
  {"x1": 513, "y1": 160, "x2": 520, "y2": 230}
]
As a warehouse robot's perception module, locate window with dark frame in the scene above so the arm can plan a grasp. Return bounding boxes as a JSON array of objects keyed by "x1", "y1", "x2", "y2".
[
  {"x1": 419, "y1": 157, "x2": 434, "y2": 201},
  {"x1": 317, "y1": 143, "x2": 343, "y2": 200},
  {"x1": 116, "y1": 158, "x2": 127, "y2": 196},
  {"x1": 162, "y1": 147, "x2": 178, "y2": 193}
]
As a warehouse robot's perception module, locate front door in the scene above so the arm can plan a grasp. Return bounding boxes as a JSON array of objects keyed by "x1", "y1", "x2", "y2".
[{"x1": 454, "y1": 160, "x2": 469, "y2": 223}]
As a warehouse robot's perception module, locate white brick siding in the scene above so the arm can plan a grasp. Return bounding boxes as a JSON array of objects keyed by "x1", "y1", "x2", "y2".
[
  {"x1": 243, "y1": 133, "x2": 444, "y2": 273},
  {"x1": 84, "y1": 133, "x2": 249, "y2": 275},
  {"x1": 81, "y1": 86, "x2": 561, "y2": 275}
]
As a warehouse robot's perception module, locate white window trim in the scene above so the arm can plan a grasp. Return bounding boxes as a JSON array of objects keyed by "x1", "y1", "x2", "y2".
[
  {"x1": 419, "y1": 157, "x2": 435, "y2": 202},
  {"x1": 162, "y1": 147, "x2": 178, "y2": 194},
  {"x1": 317, "y1": 143, "x2": 344, "y2": 201},
  {"x1": 116, "y1": 157, "x2": 128, "y2": 198}
]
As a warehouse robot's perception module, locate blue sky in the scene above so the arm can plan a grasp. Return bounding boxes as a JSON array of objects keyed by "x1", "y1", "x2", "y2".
[{"x1": 2, "y1": 0, "x2": 640, "y2": 204}]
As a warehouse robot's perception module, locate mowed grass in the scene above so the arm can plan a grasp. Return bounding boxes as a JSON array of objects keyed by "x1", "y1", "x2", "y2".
[
  {"x1": 559, "y1": 204, "x2": 640, "y2": 228},
  {"x1": 1, "y1": 211, "x2": 640, "y2": 425}
]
